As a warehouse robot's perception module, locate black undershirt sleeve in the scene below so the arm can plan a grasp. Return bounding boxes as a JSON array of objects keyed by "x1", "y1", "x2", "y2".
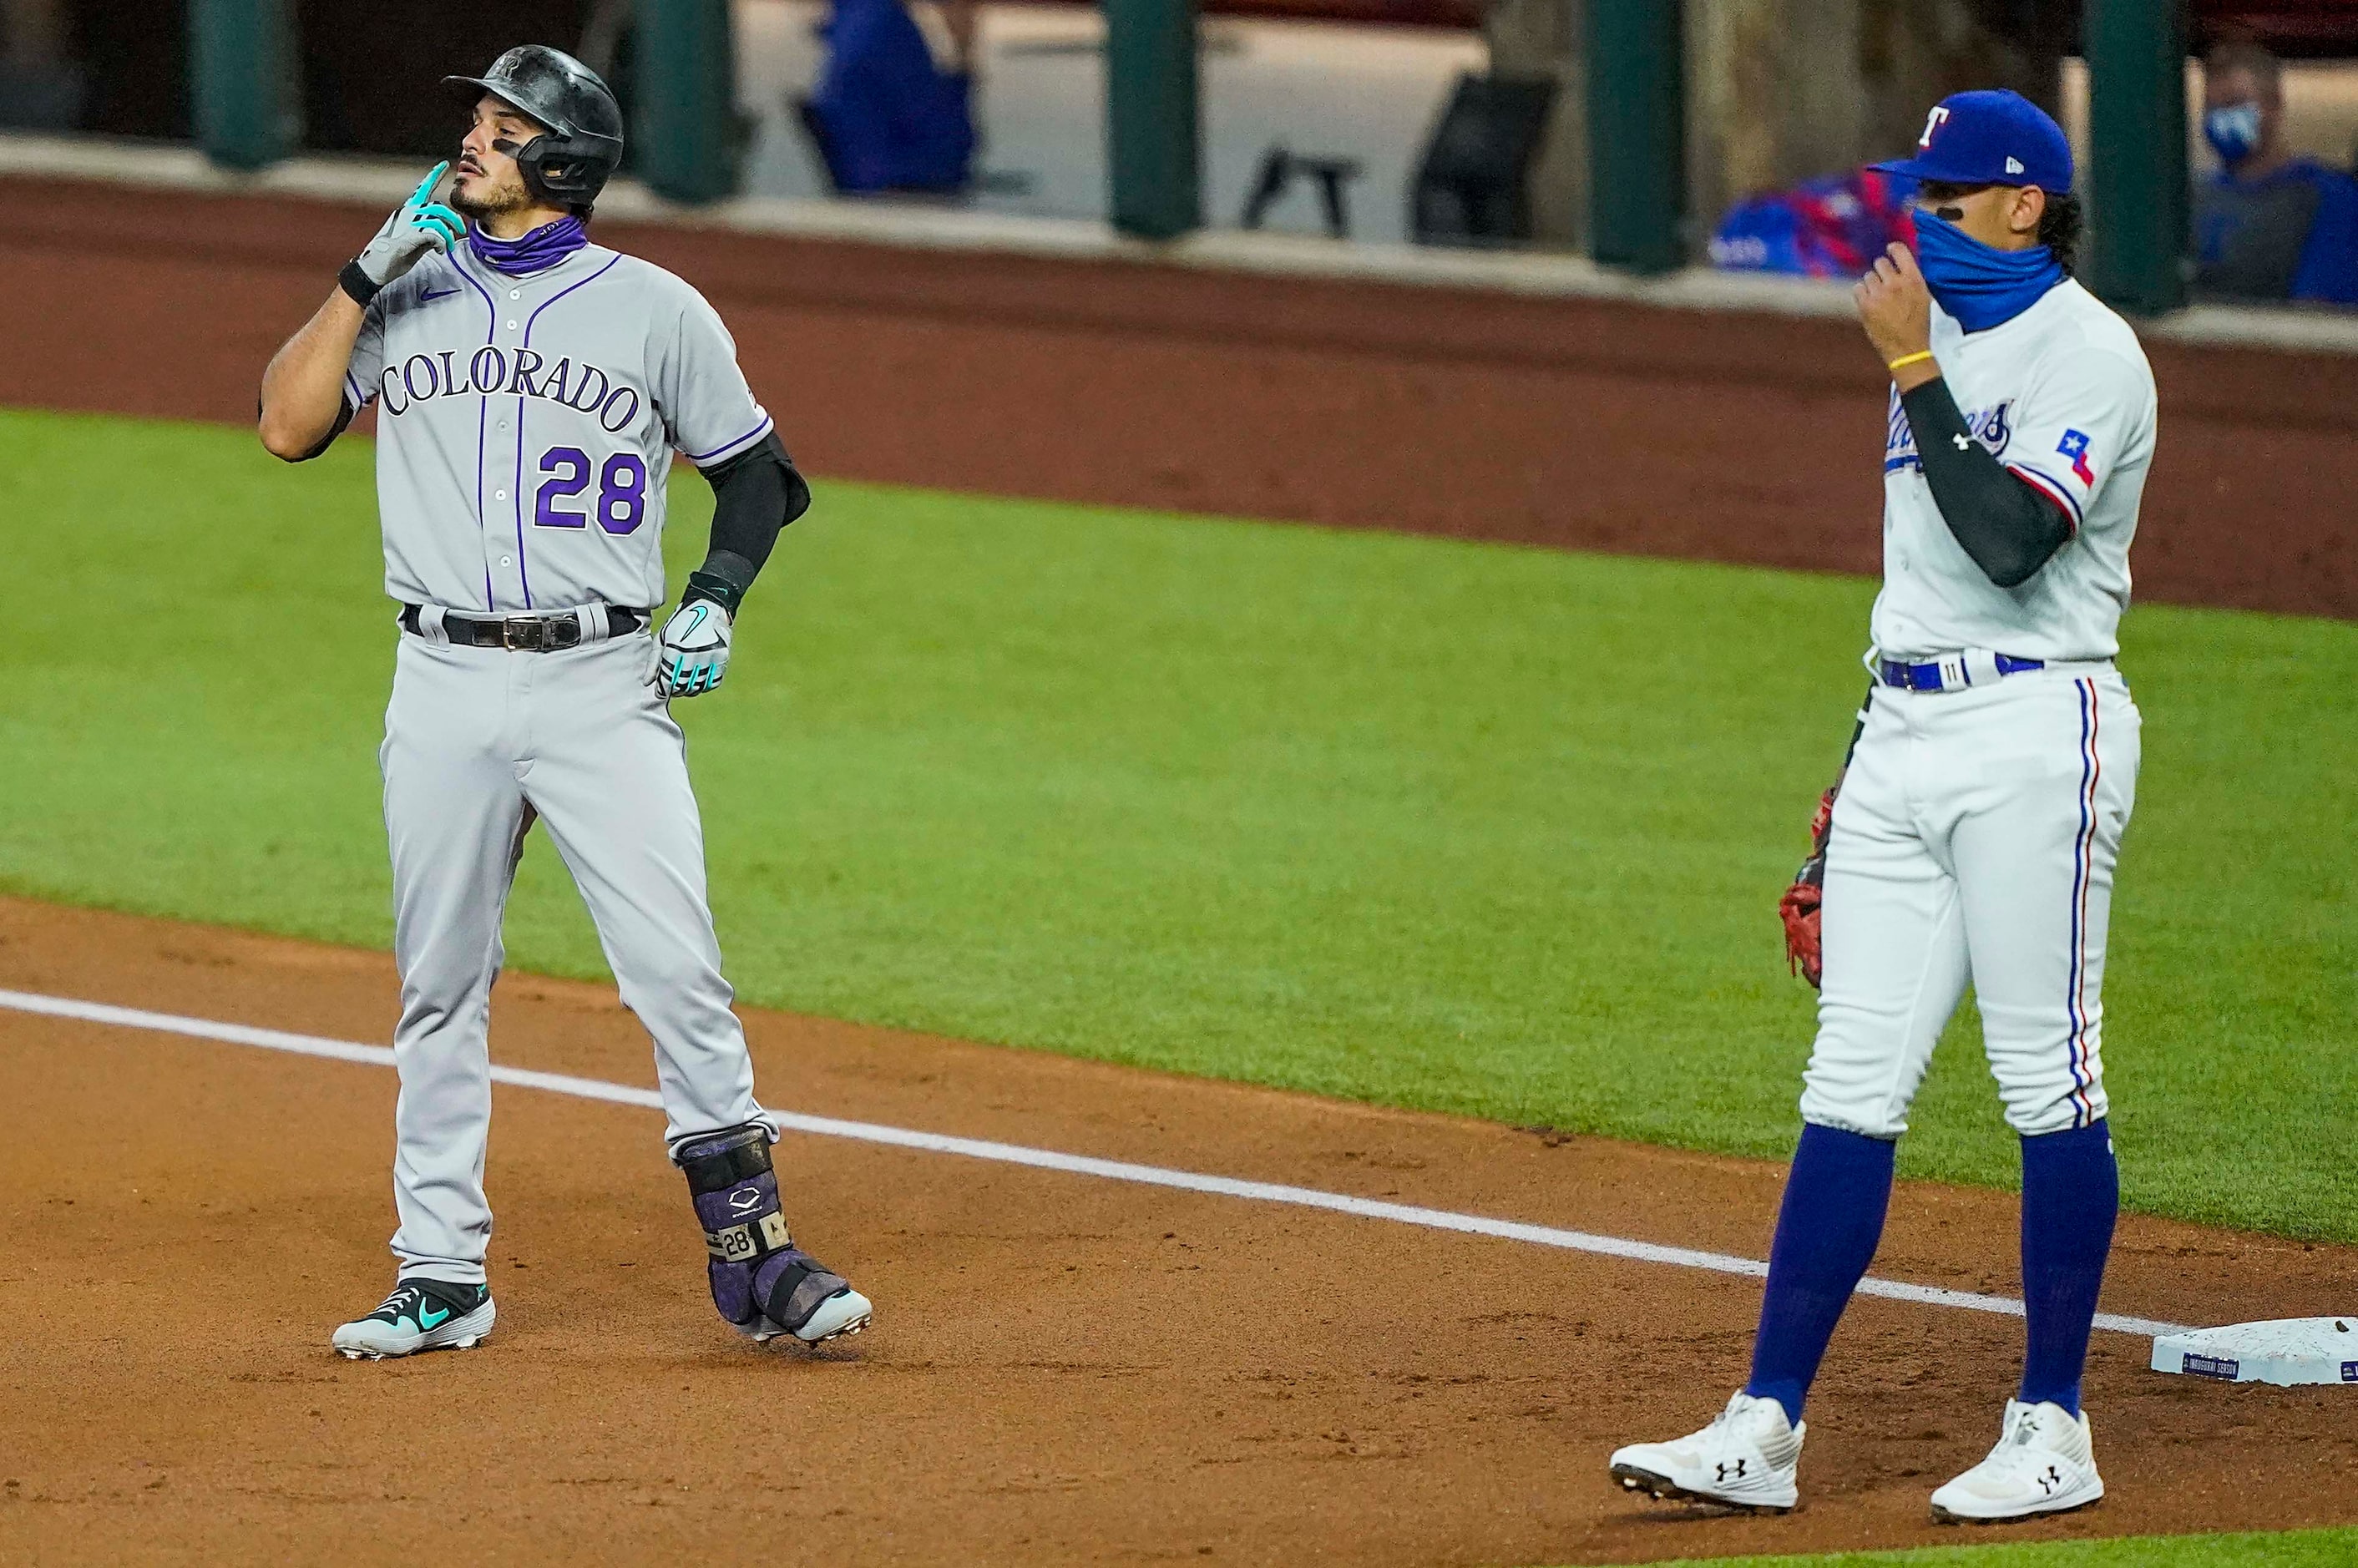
[
  {"x1": 1899, "y1": 377, "x2": 2073, "y2": 589},
  {"x1": 680, "y1": 430, "x2": 810, "y2": 615}
]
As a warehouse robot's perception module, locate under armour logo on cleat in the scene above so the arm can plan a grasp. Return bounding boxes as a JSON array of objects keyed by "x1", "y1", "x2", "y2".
[{"x1": 1715, "y1": 1459, "x2": 1748, "y2": 1481}]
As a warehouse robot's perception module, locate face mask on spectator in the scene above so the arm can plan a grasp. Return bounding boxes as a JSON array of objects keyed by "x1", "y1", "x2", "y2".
[
  {"x1": 1911, "y1": 210, "x2": 2065, "y2": 331},
  {"x1": 2204, "y1": 102, "x2": 2263, "y2": 166}
]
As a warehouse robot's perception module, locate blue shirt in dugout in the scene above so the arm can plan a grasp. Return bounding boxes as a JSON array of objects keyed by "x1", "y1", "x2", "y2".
[
  {"x1": 809, "y1": 0, "x2": 976, "y2": 194},
  {"x1": 2194, "y1": 157, "x2": 2358, "y2": 306}
]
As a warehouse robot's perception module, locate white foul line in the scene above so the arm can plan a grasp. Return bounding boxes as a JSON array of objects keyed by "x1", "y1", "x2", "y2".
[{"x1": 0, "y1": 987, "x2": 2187, "y2": 1339}]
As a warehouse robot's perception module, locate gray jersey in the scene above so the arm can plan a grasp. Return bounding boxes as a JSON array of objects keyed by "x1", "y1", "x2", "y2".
[{"x1": 344, "y1": 241, "x2": 773, "y2": 613}]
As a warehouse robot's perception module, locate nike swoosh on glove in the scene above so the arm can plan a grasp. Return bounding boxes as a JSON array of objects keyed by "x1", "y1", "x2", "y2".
[
  {"x1": 355, "y1": 162, "x2": 465, "y2": 287},
  {"x1": 654, "y1": 599, "x2": 733, "y2": 699}
]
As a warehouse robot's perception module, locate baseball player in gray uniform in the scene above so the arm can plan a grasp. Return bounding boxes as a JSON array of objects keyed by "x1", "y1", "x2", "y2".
[{"x1": 257, "y1": 46, "x2": 872, "y2": 1358}]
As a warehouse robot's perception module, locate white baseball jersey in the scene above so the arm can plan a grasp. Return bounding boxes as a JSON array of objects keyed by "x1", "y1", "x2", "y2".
[
  {"x1": 1874, "y1": 278, "x2": 2158, "y2": 661},
  {"x1": 1803, "y1": 273, "x2": 2154, "y2": 1146},
  {"x1": 343, "y1": 241, "x2": 774, "y2": 613}
]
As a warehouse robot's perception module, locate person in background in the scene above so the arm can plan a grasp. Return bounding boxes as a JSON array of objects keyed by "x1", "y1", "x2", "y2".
[
  {"x1": 807, "y1": 0, "x2": 978, "y2": 195},
  {"x1": 2194, "y1": 38, "x2": 2358, "y2": 306}
]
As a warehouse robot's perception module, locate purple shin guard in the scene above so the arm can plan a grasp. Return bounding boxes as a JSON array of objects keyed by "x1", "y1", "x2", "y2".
[{"x1": 676, "y1": 1125, "x2": 853, "y2": 1340}]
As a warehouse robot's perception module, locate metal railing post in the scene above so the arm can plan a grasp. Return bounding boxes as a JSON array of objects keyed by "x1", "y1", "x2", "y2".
[
  {"x1": 189, "y1": 0, "x2": 295, "y2": 170},
  {"x1": 1106, "y1": 0, "x2": 1202, "y2": 240},
  {"x1": 635, "y1": 0, "x2": 739, "y2": 204},
  {"x1": 1586, "y1": 0, "x2": 1683, "y2": 274},
  {"x1": 2085, "y1": 0, "x2": 2188, "y2": 314}
]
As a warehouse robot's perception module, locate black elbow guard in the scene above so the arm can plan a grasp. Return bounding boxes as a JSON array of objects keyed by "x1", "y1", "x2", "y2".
[
  {"x1": 689, "y1": 432, "x2": 804, "y2": 615},
  {"x1": 703, "y1": 432, "x2": 805, "y2": 537},
  {"x1": 702, "y1": 430, "x2": 798, "y2": 498},
  {"x1": 782, "y1": 461, "x2": 812, "y2": 526}
]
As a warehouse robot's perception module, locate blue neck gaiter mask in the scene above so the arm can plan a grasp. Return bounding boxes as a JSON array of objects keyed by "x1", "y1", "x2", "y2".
[
  {"x1": 1911, "y1": 210, "x2": 2065, "y2": 331},
  {"x1": 468, "y1": 214, "x2": 589, "y2": 276},
  {"x1": 2204, "y1": 103, "x2": 2262, "y2": 168}
]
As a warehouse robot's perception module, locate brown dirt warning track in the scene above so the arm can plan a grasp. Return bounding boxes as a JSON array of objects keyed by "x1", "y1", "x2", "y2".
[{"x1": 3, "y1": 896, "x2": 2355, "y2": 1565}]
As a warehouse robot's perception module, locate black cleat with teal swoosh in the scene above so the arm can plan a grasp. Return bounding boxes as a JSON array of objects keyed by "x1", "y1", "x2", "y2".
[{"x1": 332, "y1": 1277, "x2": 495, "y2": 1360}]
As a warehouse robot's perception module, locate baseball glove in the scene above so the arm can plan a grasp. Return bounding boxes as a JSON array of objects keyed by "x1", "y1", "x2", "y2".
[
  {"x1": 1781, "y1": 688, "x2": 1873, "y2": 989},
  {"x1": 1779, "y1": 788, "x2": 1836, "y2": 988}
]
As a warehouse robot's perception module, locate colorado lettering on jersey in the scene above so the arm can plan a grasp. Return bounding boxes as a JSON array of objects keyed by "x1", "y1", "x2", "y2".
[
  {"x1": 1885, "y1": 392, "x2": 2013, "y2": 475},
  {"x1": 375, "y1": 347, "x2": 642, "y2": 432},
  {"x1": 346, "y1": 240, "x2": 776, "y2": 613}
]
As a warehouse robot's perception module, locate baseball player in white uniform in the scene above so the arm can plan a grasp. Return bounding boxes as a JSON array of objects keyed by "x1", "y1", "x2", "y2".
[
  {"x1": 256, "y1": 46, "x2": 873, "y2": 1358},
  {"x1": 1608, "y1": 91, "x2": 2155, "y2": 1522}
]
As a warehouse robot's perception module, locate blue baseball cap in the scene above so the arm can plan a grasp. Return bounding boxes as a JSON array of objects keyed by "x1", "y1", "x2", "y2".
[{"x1": 1870, "y1": 89, "x2": 2073, "y2": 194}]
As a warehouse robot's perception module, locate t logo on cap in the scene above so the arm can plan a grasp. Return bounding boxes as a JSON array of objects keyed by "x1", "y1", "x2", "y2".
[{"x1": 1876, "y1": 89, "x2": 2073, "y2": 194}]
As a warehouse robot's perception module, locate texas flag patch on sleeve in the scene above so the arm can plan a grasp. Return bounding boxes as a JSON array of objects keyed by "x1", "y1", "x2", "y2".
[{"x1": 2057, "y1": 428, "x2": 2097, "y2": 485}]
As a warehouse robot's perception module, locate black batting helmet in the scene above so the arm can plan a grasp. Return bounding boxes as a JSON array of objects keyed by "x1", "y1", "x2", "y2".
[{"x1": 445, "y1": 45, "x2": 625, "y2": 209}]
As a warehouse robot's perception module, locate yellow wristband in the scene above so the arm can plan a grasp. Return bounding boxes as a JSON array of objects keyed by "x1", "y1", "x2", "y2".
[{"x1": 1886, "y1": 349, "x2": 1936, "y2": 373}]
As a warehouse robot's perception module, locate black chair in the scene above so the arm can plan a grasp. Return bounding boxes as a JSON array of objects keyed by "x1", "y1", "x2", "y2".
[
  {"x1": 1409, "y1": 73, "x2": 1557, "y2": 247},
  {"x1": 1241, "y1": 145, "x2": 1365, "y2": 239}
]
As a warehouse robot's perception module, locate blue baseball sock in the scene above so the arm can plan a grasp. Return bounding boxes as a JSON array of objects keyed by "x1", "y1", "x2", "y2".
[
  {"x1": 2016, "y1": 1118, "x2": 2118, "y2": 1416},
  {"x1": 1743, "y1": 1122, "x2": 1897, "y2": 1426}
]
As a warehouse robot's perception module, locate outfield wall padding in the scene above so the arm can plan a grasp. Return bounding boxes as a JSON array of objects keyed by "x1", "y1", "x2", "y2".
[{"x1": 3, "y1": 174, "x2": 2348, "y2": 620}]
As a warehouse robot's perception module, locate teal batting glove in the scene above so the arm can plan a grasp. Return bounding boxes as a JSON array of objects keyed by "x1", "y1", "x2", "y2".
[{"x1": 352, "y1": 162, "x2": 465, "y2": 294}]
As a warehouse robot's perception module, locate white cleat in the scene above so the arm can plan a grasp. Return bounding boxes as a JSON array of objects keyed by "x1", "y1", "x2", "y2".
[
  {"x1": 1609, "y1": 1392, "x2": 1804, "y2": 1513},
  {"x1": 793, "y1": 1286, "x2": 873, "y2": 1344},
  {"x1": 741, "y1": 1286, "x2": 873, "y2": 1346},
  {"x1": 1930, "y1": 1399, "x2": 2104, "y2": 1524},
  {"x1": 331, "y1": 1278, "x2": 497, "y2": 1361}
]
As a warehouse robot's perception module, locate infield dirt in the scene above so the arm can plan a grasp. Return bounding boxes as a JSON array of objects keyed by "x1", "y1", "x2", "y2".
[
  {"x1": 3, "y1": 896, "x2": 2354, "y2": 1565},
  {"x1": 4, "y1": 171, "x2": 2355, "y2": 1563}
]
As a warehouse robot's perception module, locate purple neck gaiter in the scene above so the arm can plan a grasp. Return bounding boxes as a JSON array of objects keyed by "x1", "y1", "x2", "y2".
[{"x1": 468, "y1": 214, "x2": 590, "y2": 276}]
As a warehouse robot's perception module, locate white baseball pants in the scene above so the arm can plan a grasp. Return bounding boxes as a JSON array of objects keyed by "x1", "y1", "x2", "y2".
[
  {"x1": 378, "y1": 628, "x2": 768, "y2": 1284},
  {"x1": 1799, "y1": 668, "x2": 2140, "y2": 1140}
]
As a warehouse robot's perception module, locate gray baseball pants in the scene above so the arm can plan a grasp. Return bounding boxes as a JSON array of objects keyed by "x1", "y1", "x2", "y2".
[{"x1": 378, "y1": 622, "x2": 768, "y2": 1284}]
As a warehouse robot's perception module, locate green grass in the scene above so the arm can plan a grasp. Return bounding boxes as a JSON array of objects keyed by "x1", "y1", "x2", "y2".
[
  {"x1": 1, "y1": 407, "x2": 2352, "y2": 1242},
  {"x1": 1632, "y1": 1526, "x2": 2358, "y2": 1565}
]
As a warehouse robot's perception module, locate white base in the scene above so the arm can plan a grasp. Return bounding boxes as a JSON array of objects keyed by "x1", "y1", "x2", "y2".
[{"x1": 2149, "y1": 1317, "x2": 2358, "y2": 1386}]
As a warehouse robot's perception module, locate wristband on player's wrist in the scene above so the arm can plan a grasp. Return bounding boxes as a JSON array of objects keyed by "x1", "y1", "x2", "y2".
[
  {"x1": 338, "y1": 260, "x2": 383, "y2": 308},
  {"x1": 1886, "y1": 349, "x2": 1936, "y2": 373},
  {"x1": 681, "y1": 569, "x2": 746, "y2": 618}
]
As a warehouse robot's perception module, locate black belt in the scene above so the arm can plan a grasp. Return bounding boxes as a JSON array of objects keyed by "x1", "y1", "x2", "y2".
[{"x1": 400, "y1": 604, "x2": 647, "y2": 650}]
